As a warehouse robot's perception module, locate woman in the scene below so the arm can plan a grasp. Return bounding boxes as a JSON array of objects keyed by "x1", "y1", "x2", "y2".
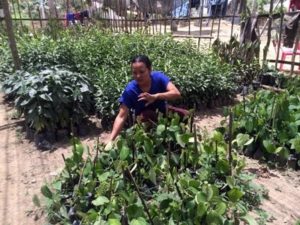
[{"x1": 109, "y1": 55, "x2": 181, "y2": 141}]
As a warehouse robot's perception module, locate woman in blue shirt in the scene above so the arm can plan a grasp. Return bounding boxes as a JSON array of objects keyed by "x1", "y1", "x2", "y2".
[{"x1": 109, "y1": 55, "x2": 181, "y2": 141}]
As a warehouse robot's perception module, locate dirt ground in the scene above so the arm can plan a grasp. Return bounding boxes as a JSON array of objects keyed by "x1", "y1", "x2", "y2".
[{"x1": 0, "y1": 93, "x2": 299, "y2": 225}]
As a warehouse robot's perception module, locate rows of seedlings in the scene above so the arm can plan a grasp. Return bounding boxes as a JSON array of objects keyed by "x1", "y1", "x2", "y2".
[
  {"x1": 40, "y1": 113, "x2": 265, "y2": 224},
  {"x1": 1, "y1": 28, "x2": 239, "y2": 149},
  {"x1": 223, "y1": 77, "x2": 300, "y2": 170}
]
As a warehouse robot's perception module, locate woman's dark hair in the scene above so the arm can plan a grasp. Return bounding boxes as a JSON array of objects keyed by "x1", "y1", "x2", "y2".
[{"x1": 130, "y1": 55, "x2": 152, "y2": 70}]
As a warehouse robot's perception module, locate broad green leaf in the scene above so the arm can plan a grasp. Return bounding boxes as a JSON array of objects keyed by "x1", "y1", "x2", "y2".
[
  {"x1": 226, "y1": 176, "x2": 235, "y2": 189},
  {"x1": 201, "y1": 184, "x2": 214, "y2": 202},
  {"x1": 98, "y1": 172, "x2": 110, "y2": 182},
  {"x1": 130, "y1": 217, "x2": 148, "y2": 225},
  {"x1": 156, "y1": 124, "x2": 165, "y2": 135},
  {"x1": 263, "y1": 140, "x2": 276, "y2": 153},
  {"x1": 144, "y1": 137, "x2": 153, "y2": 154},
  {"x1": 228, "y1": 188, "x2": 244, "y2": 203},
  {"x1": 41, "y1": 185, "x2": 53, "y2": 199},
  {"x1": 236, "y1": 133, "x2": 250, "y2": 147},
  {"x1": 59, "y1": 205, "x2": 68, "y2": 219},
  {"x1": 215, "y1": 202, "x2": 227, "y2": 215},
  {"x1": 290, "y1": 136, "x2": 300, "y2": 153},
  {"x1": 120, "y1": 145, "x2": 130, "y2": 160},
  {"x1": 206, "y1": 211, "x2": 223, "y2": 225},
  {"x1": 241, "y1": 214, "x2": 258, "y2": 225},
  {"x1": 211, "y1": 131, "x2": 223, "y2": 142},
  {"x1": 92, "y1": 196, "x2": 109, "y2": 206},
  {"x1": 109, "y1": 219, "x2": 121, "y2": 225},
  {"x1": 196, "y1": 202, "x2": 208, "y2": 218},
  {"x1": 52, "y1": 181, "x2": 62, "y2": 191},
  {"x1": 216, "y1": 160, "x2": 230, "y2": 174},
  {"x1": 126, "y1": 204, "x2": 144, "y2": 218},
  {"x1": 149, "y1": 168, "x2": 157, "y2": 185}
]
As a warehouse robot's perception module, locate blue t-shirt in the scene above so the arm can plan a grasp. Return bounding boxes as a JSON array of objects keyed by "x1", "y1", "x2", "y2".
[{"x1": 119, "y1": 71, "x2": 170, "y2": 115}]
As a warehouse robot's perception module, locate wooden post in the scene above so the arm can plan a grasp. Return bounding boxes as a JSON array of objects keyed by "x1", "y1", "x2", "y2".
[
  {"x1": 15, "y1": 0, "x2": 23, "y2": 28},
  {"x1": 27, "y1": 3, "x2": 35, "y2": 33},
  {"x1": 290, "y1": 25, "x2": 300, "y2": 76},
  {"x1": 263, "y1": 0, "x2": 274, "y2": 65},
  {"x1": 198, "y1": 0, "x2": 204, "y2": 48},
  {"x1": 188, "y1": 0, "x2": 191, "y2": 35},
  {"x1": 275, "y1": 0, "x2": 284, "y2": 70},
  {"x1": 228, "y1": 110, "x2": 233, "y2": 175},
  {"x1": 230, "y1": 0, "x2": 238, "y2": 38},
  {"x1": 1, "y1": 0, "x2": 21, "y2": 70}
]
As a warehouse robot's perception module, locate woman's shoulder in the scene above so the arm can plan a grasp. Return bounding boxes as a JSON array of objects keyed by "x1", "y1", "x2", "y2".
[
  {"x1": 151, "y1": 71, "x2": 166, "y2": 76},
  {"x1": 151, "y1": 71, "x2": 169, "y2": 80},
  {"x1": 124, "y1": 80, "x2": 138, "y2": 92}
]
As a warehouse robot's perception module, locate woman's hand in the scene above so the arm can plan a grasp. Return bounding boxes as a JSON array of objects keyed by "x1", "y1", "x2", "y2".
[{"x1": 138, "y1": 92, "x2": 158, "y2": 106}]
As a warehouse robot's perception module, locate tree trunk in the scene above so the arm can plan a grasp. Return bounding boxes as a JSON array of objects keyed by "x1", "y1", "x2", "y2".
[{"x1": 1, "y1": 0, "x2": 21, "y2": 70}]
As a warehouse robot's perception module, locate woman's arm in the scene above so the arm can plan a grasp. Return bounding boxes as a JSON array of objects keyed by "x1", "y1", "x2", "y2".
[
  {"x1": 138, "y1": 81, "x2": 181, "y2": 106},
  {"x1": 155, "y1": 82, "x2": 181, "y2": 100},
  {"x1": 109, "y1": 104, "x2": 129, "y2": 141}
]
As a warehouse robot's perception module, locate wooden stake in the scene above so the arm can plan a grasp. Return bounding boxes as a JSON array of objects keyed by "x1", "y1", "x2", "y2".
[
  {"x1": 125, "y1": 168, "x2": 154, "y2": 225},
  {"x1": 275, "y1": 0, "x2": 284, "y2": 70},
  {"x1": 263, "y1": 0, "x2": 274, "y2": 65},
  {"x1": 228, "y1": 110, "x2": 233, "y2": 175},
  {"x1": 1, "y1": 0, "x2": 21, "y2": 70}
]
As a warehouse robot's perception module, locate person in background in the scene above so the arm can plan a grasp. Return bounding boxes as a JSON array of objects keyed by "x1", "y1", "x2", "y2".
[{"x1": 108, "y1": 55, "x2": 181, "y2": 141}]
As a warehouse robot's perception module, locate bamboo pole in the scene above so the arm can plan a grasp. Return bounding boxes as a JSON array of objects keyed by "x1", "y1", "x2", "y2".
[
  {"x1": 1, "y1": 0, "x2": 21, "y2": 70},
  {"x1": 263, "y1": 0, "x2": 274, "y2": 65}
]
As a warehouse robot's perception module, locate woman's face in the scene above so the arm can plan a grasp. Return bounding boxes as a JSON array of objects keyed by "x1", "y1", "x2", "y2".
[{"x1": 132, "y1": 62, "x2": 151, "y2": 86}]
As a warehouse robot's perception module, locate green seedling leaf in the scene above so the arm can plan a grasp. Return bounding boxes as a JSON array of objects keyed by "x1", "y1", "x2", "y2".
[
  {"x1": 241, "y1": 214, "x2": 258, "y2": 225},
  {"x1": 127, "y1": 204, "x2": 144, "y2": 219},
  {"x1": 41, "y1": 185, "x2": 53, "y2": 199},
  {"x1": 109, "y1": 219, "x2": 121, "y2": 225},
  {"x1": 149, "y1": 168, "x2": 157, "y2": 185},
  {"x1": 290, "y1": 136, "x2": 300, "y2": 153},
  {"x1": 226, "y1": 176, "x2": 235, "y2": 189},
  {"x1": 215, "y1": 202, "x2": 227, "y2": 215},
  {"x1": 156, "y1": 124, "x2": 165, "y2": 135},
  {"x1": 216, "y1": 160, "x2": 230, "y2": 174},
  {"x1": 263, "y1": 140, "x2": 276, "y2": 153},
  {"x1": 236, "y1": 133, "x2": 250, "y2": 147},
  {"x1": 206, "y1": 211, "x2": 223, "y2": 225},
  {"x1": 130, "y1": 217, "x2": 148, "y2": 225},
  {"x1": 228, "y1": 188, "x2": 244, "y2": 203},
  {"x1": 98, "y1": 172, "x2": 110, "y2": 182},
  {"x1": 32, "y1": 194, "x2": 41, "y2": 207},
  {"x1": 120, "y1": 145, "x2": 130, "y2": 160},
  {"x1": 52, "y1": 181, "x2": 62, "y2": 191},
  {"x1": 196, "y1": 202, "x2": 208, "y2": 218},
  {"x1": 92, "y1": 196, "x2": 109, "y2": 206},
  {"x1": 211, "y1": 131, "x2": 223, "y2": 142}
]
